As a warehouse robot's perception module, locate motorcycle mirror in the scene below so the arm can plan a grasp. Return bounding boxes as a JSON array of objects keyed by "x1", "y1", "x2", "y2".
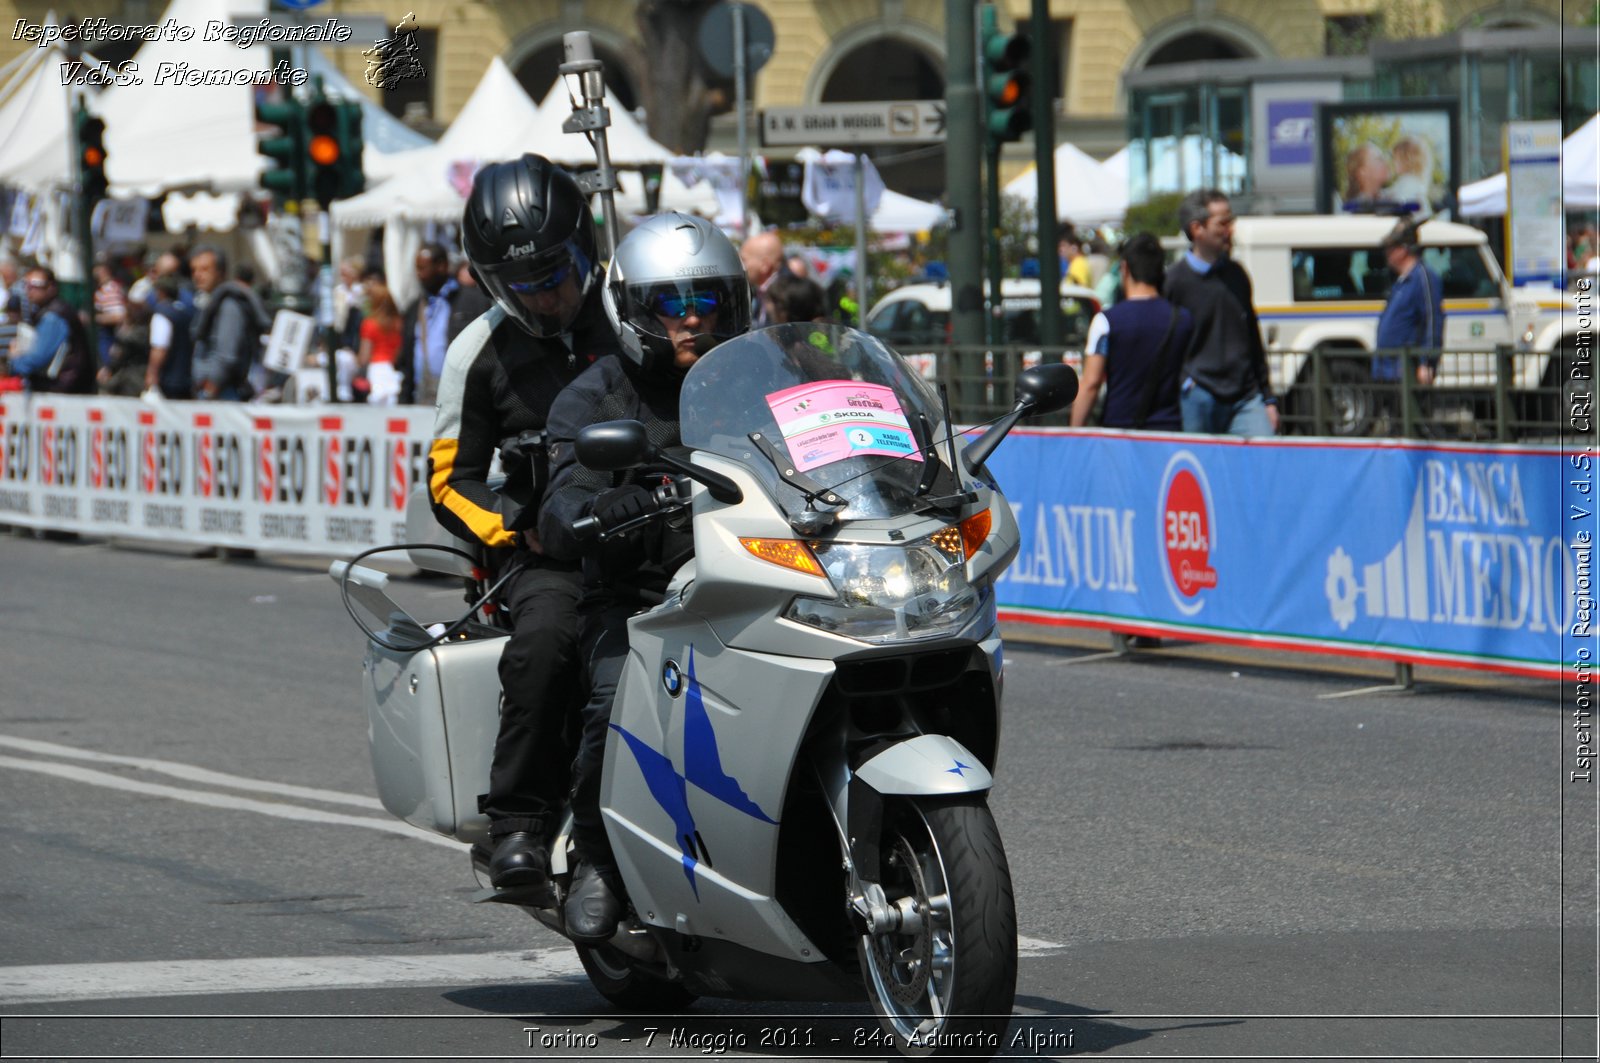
[
  {"x1": 1015, "y1": 363, "x2": 1079, "y2": 415},
  {"x1": 576, "y1": 420, "x2": 652, "y2": 471}
]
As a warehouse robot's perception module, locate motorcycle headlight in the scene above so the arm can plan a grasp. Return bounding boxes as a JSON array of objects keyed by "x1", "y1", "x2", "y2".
[{"x1": 784, "y1": 533, "x2": 981, "y2": 643}]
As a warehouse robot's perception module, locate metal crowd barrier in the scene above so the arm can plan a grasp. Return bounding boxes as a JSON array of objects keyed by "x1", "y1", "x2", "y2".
[{"x1": 885, "y1": 342, "x2": 1587, "y2": 442}]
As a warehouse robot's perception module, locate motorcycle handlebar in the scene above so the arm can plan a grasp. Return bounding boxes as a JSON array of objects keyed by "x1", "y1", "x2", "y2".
[{"x1": 570, "y1": 480, "x2": 685, "y2": 543}]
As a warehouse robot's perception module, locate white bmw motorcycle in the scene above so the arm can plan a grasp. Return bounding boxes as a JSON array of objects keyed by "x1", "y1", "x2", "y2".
[{"x1": 332, "y1": 324, "x2": 1076, "y2": 1057}]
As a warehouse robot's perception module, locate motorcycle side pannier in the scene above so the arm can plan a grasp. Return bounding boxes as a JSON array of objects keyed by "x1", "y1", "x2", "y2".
[{"x1": 362, "y1": 634, "x2": 506, "y2": 845}]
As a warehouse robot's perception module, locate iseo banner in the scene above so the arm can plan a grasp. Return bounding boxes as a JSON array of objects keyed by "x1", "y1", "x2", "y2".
[
  {"x1": 987, "y1": 429, "x2": 1590, "y2": 680},
  {"x1": 0, "y1": 394, "x2": 434, "y2": 555}
]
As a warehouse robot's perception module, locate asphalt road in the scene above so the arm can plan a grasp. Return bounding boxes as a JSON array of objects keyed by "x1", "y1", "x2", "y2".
[{"x1": 0, "y1": 531, "x2": 1593, "y2": 1061}]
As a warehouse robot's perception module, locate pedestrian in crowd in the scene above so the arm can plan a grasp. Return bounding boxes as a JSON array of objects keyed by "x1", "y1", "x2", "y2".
[
  {"x1": 428, "y1": 154, "x2": 619, "y2": 900},
  {"x1": 137, "y1": 251, "x2": 193, "y2": 310},
  {"x1": 1059, "y1": 224, "x2": 1092, "y2": 288},
  {"x1": 541, "y1": 212, "x2": 753, "y2": 943},
  {"x1": 740, "y1": 229, "x2": 785, "y2": 327},
  {"x1": 767, "y1": 271, "x2": 828, "y2": 324},
  {"x1": 355, "y1": 277, "x2": 404, "y2": 404},
  {"x1": 126, "y1": 249, "x2": 158, "y2": 306},
  {"x1": 189, "y1": 245, "x2": 270, "y2": 401},
  {"x1": 145, "y1": 274, "x2": 195, "y2": 399},
  {"x1": 91, "y1": 256, "x2": 128, "y2": 367},
  {"x1": 786, "y1": 252, "x2": 812, "y2": 279},
  {"x1": 332, "y1": 257, "x2": 366, "y2": 352},
  {"x1": 1071, "y1": 232, "x2": 1193, "y2": 430},
  {"x1": 6, "y1": 266, "x2": 95, "y2": 394},
  {"x1": 1372, "y1": 217, "x2": 1443, "y2": 386},
  {"x1": 1094, "y1": 257, "x2": 1123, "y2": 310},
  {"x1": 98, "y1": 299, "x2": 152, "y2": 396},
  {"x1": 1163, "y1": 188, "x2": 1277, "y2": 436},
  {"x1": 0, "y1": 253, "x2": 24, "y2": 354},
  {"x1": 399, "y1": 242, "x2": 492, "y2": 406}
]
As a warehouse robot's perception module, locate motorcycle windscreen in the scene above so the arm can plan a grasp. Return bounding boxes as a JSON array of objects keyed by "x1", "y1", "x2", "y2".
[{"x1": 681, "y1": 324, "x2": 961, "y2": 520}]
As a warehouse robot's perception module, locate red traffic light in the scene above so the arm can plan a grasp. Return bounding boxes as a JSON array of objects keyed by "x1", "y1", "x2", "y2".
[{"x1": 309, "y1": 134, "x2": 340, "y2": 166}]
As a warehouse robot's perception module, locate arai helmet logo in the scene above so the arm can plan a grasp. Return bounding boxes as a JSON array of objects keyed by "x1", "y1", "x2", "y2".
[
  {"x1": 1158, "y1": 451, "x2": 1218, "y2": 616},
  {"x1": 506, "y1": 240, "x2": 540, "y2": 259}
]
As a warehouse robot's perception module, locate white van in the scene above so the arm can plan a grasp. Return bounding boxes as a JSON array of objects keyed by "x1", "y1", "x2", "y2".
[{"x1": 1226, "y1": 215, "x2": 1589, "y2": 430}]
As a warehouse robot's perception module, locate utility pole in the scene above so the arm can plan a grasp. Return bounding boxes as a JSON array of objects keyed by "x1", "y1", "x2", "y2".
[
  {"x1": 1030, "y1": 0, "x2": 1062, "y2": 347},
  {"x1": 944, "y1": 0, "x2": 984, "y2": 389}
]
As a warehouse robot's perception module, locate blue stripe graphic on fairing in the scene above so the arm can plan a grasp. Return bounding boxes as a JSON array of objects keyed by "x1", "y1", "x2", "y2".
[{"x1": 610, "y1": 646, "x2": 776, "y2": 898}]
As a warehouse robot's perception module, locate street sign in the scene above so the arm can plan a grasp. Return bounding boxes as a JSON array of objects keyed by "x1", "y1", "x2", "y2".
[
  {"x1": 761, "y1": 101, "x2": 947, "y2": 147},
  {"x1": 697, "y1": 1, "x2": 775, "y2": 79}
]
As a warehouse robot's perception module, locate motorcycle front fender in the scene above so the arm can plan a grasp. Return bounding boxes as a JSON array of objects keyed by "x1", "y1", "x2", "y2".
[{"x1": 853, "y1": 734, "x2": 993, "y2": 796}]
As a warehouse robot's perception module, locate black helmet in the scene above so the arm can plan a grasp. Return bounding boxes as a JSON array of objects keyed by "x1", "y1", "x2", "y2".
[{"x1": 461, "y1": 153, "x2": 598, "y2": 338}]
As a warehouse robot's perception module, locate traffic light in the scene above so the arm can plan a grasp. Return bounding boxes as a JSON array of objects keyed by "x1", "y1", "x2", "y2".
[
  {"x1": 979, "y1": 5, "x2": 1031, "y2": 149},
  {"x1": 77, "y1": 109, "x2": 108, "y2": 203},
  {"x1": 306, "y1": 98, "x2": 365, "y2": 208},
  {"x1": 256, "y1": 96, "x2": 306, "y2": 203}
]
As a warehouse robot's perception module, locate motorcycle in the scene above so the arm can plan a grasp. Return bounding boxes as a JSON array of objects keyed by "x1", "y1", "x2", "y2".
[{"x1": 332, "y1": 324, "x2": 1076, "y2": 1057}]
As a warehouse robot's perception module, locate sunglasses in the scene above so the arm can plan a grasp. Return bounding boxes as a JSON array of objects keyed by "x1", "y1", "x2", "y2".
[
  {"x1": 649, "y1": 290, "x2": 723, "y2": 319},
  {"x1": 25, "y1": 280, "x2": 50, "y2": 289},
  {"x1": 507, "y1": 262, "x2": 573, "y2": 295}
]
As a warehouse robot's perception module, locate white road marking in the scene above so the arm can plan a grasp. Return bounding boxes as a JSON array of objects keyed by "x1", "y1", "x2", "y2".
[
  {"x1": 1017, "y1": 935, "x2": 1066, "y2": 954},
  {"x1": 0, "y1": 948, "x2": 587, "y2": 1006},
  {"x1": 0, "y1": 734, "x2": 384, "y2": 810},
  {"x1": 0, "y1": 755, "x2": 464, "y2": 851},
  {"x1": 0, "y1": 939, "x2": 1064, "y2": 1006}
]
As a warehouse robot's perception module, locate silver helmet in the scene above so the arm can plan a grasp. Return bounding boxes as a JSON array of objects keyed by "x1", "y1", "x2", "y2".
[{"x1": 602, "y1": 212, "x2": 752, "y2": 375}]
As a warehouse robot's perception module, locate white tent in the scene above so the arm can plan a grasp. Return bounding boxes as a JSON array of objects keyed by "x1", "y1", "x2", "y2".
[
  {"x1": 871, "y1": 189, "x2": 946, "y2": 232},
  {"x1": 1001, "y1": 141, "x2": 1127, "y2": 227},
  {"x1": 1459, "y1": 115, "x2": 1600, "y2": 217},
  {"x1": 330, "y1": 57, "x2": 546, "y2": 230},
  {"x1": 97, "y1": 0, "x2": 269, "y2": 197}
]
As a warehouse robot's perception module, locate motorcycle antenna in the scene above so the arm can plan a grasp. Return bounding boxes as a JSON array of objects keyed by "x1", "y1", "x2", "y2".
[{"x1": 560, "y1": 31, "x2": 621, "y2": 260}]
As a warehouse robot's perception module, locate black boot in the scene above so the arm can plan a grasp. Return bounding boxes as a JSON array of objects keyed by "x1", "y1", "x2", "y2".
[
  {"x1": 564, "y1": 863, "x2": 623, "y2": 943},
  {"x1": 489, "y1": 832, "x2": 551, "y2": 891}
]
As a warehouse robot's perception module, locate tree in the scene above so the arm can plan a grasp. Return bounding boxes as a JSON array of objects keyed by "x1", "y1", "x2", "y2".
[{"x1": 635, "y1": 0, "x2": 734, "y2": 154}]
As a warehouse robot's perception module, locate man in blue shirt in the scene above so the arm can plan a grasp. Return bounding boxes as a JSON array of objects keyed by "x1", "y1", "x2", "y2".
[
  {"x1": 398, "y1": 244, "x2": 490, "y2": 407},
  {"x1": 6, "y1": 267, "x2": 94, "y2": 394},
  {"x1": 1372, "y1": 220, "x2": 1443, "y2": 384}
]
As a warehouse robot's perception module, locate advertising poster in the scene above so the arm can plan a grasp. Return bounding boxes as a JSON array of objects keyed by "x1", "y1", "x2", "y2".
[
  {"x1": 1505, "y1": 119, "x2": 1565, "y2": 287},
  {"x1": 1319, "y1": 99, "x2": 1459, "y2": 220}
]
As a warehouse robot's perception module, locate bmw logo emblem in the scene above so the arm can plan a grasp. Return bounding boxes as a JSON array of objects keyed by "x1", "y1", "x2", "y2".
[{"x1": 662, "y1": 660, "x2": 683, "y2": 697}]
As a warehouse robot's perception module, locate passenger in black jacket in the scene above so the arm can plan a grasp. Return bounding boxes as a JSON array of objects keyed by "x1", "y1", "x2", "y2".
[
  {"x1": 1162, "y1": 189, "x2": 1278, "y2": 436},
  {"x1": 540, "y1": 212, "x2": 753, "y2": 943},
  {"x1": 428, "y1": 155, "x2": 616, "y2": 897}
]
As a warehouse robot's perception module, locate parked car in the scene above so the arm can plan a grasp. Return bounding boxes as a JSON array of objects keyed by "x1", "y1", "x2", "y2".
[{"x1": 866, "y1": 279, "x2": 1100, "y2": 379}]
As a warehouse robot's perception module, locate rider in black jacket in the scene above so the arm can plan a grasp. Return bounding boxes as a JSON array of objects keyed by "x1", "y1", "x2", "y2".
[
  {"x1": 428, "y1": 154, "x2": 617, "y2": 896},
  {"x1": 540, "y1": 213, "x2": 752, "y2": 942}
]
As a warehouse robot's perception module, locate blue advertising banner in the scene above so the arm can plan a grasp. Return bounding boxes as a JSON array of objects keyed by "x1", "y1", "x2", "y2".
[{"x1": 987, "y1": 429, "x2": 1591, "y2": 679}]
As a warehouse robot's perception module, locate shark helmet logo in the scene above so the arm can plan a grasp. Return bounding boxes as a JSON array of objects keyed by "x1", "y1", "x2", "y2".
[{"x1": 1159, "y1": 451, "x2": 1218, "y2": 615}]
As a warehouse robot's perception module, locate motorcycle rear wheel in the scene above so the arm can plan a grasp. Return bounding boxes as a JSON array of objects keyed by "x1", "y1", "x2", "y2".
[
  {"x1": 857, "y1": 795, "x2": 1017, "y2": 1058},
  {"x1": 575, "y1": 942, "x2": 698, "y2": 1013}
]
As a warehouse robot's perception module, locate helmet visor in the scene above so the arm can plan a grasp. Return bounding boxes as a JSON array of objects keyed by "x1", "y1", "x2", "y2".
[
  {"x1": 621, "y1": 277, "x2": 752, "y2": 348},
  {"x1": 479, "y1": 237, "x2": 594, "y2": 338}
]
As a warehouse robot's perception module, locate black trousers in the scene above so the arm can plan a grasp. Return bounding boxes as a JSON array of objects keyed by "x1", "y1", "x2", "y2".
[
  {"x1": 568, "y1": 599, "x2": 637, "y2": 870},
  {"x1": 483, "y1": 558, "x2": 583, "y2": 839}
]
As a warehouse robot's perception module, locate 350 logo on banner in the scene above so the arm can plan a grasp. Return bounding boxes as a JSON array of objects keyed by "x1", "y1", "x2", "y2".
[{"x1": 1159, "y1": 451, "x2": 1219, "y2": 616}]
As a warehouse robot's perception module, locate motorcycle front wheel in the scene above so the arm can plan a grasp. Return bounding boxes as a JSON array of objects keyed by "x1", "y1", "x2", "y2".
[
  {"x1": 857, "y1": 795, "x2": 1018, "y2": 1058},
  {"x1": 575, "y1": 943, "x2": 698, "y2": 1013}
]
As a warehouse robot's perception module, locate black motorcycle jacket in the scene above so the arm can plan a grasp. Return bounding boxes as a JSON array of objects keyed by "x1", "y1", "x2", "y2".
[
  {"x1": 427, "y1": 291, "x2": 617, "y2": 551},
  {"x1": 540, "y1": 354, "x2": 692, "y2": 603}
]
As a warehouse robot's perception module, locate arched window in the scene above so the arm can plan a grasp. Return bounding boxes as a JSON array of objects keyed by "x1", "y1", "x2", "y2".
[
  {"x1": 1144, "y1": 32, "x2": 1250, "y2": 67},
  {"x1": 513, "y1": 41, "x2": 640, "y2": 112}
]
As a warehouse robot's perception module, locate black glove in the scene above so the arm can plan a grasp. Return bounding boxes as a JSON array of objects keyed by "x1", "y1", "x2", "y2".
[{"x1": 592, "y1": 485, "x2": 653, "y2": 529}]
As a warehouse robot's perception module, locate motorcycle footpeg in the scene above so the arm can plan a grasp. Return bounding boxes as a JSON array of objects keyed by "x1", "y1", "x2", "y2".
[{"x1": 472, "y1": 883, "x2": 559, "y2": 909}]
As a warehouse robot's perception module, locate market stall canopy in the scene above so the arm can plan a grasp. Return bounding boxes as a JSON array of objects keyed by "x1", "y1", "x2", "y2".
[
  {"x1": 97, "y1": 0, "x2": 270, "y2": 197},
  {"x1": 1459, "y1": 114, "x2": 1600, "y2": 217},
  {"x1": 1002, "y1": 141, "x2": 1126, "y2": 227},
  {"x1": 329, "y1": 56, "x2": 545, "y2": 228}
]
